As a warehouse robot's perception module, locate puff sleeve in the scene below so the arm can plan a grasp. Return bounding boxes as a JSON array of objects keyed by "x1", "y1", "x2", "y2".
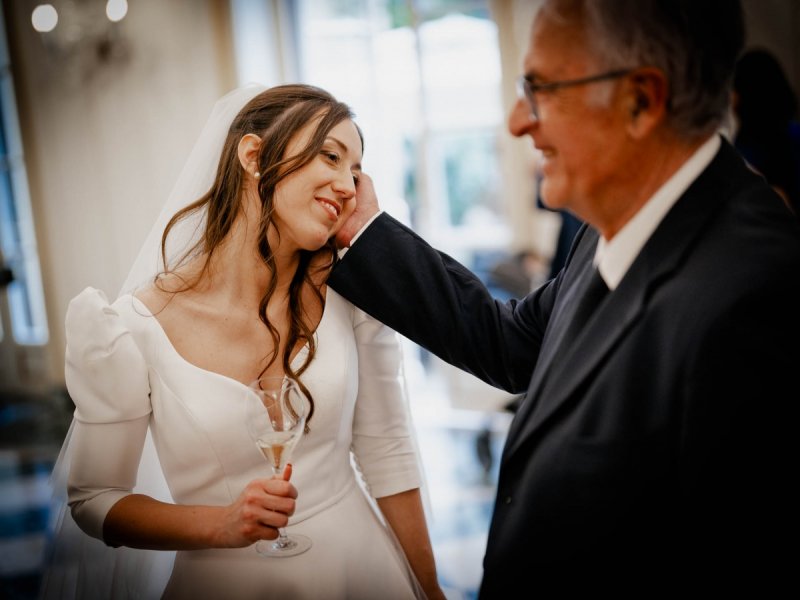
[
  {"x1": 350, "y1": 308, "x2": 422, "y2": 498},
  {"x1": 64, "y1": 287, "x2": 152, "y2": 542}
]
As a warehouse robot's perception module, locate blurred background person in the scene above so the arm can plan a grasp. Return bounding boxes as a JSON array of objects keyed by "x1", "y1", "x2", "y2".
[
  {"x1": 487, "y1": 248, "x2": 547, "y2": 300},
  {"x1": 536, "y1": 189, "x2": 583, "y2": 279},
  {"x1": 731, "y1": 47, "x2": 800, "y2": 215}
]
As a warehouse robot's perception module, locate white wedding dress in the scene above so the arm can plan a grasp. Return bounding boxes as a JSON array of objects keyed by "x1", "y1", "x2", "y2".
[{"x1": 41, "y1": 285, "x2": 424, "y2": 600}]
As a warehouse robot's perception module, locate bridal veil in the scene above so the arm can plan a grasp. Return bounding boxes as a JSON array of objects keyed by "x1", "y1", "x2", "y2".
[{"x1": 39, "y1": 84, "x2": 266, "y2": 600}]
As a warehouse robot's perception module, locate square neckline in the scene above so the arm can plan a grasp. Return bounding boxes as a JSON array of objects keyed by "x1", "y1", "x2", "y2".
[{"x1": 126, "y1": 293, "x2": 330, "y2": 389}]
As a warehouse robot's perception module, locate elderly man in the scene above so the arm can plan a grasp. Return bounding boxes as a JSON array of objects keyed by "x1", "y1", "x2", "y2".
[{"x1": 331, "y1": 0, "x2": 799, "y2": 596}]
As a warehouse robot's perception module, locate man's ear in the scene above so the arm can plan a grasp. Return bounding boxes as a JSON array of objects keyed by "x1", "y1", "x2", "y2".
[
  {"x1": 626, "y1": 67, "x2": 668, "y2": 137},
  {"x1": 632, "y1": 93, "x2": 648, "y2": 117},
  {"x1": 237, "y1": 133, "x2": 262, "y2": 176}
]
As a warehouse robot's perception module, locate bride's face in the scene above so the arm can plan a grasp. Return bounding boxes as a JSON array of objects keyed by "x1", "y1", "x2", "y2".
[{"x1": 270, "y1": 118, "x2": 362, "y2": 253}]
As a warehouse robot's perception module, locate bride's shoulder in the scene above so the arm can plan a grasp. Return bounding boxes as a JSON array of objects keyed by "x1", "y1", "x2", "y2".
[
  {"x1": 134, "y1": 284, "x2": 169, "y2": 316},
  {"x1": 133, "y1": 272, "x2": 193, "y2": 315},
  {"x1": 68, "y1": 286, "x2": 132, "y2": 322}
]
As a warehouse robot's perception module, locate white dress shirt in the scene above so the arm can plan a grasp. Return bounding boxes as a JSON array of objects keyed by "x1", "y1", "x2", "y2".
[{"x1": 595, "y1": 134, "x2": 720, "y2": 290}]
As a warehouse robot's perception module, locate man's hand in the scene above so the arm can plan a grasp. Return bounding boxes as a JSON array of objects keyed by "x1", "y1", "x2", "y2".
[{"x1": 335, "y1": 172, "x2": 380, "y2": 249}]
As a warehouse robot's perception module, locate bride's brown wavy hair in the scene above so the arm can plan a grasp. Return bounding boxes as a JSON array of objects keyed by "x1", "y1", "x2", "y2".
[{"x1": 157, "y1": 84, "x2": 363, "y2": 425}]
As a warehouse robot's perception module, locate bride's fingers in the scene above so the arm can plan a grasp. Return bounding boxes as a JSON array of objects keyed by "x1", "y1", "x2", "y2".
[
  {"x1": 254, "y1": 503, "x2": 291, "y2": 529},
  {"x1": 262, "y1": 530, "x2": 279, "y2": 541},
  {"x1": 252, "y1": 487, "x2": 296, "y2": 517},
  {"x1": 260, "y1": 477, "x2": 298, "y2": 499},
  {"x1": 241, "y1": 497, "x2": 289, "y2": 531}
]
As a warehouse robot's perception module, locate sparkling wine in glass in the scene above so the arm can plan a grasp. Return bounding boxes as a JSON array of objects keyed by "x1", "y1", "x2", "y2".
[{"x1": 245, "y1": 375, "x2": 311, "y2": 557}]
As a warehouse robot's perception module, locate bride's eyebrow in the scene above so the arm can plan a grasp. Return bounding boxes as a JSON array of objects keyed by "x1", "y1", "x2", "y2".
[{"x1": 326, "y1": 136, "x2": 362, "y2": 171}]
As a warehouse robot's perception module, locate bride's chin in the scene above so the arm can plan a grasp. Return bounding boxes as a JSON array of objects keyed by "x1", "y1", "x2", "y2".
[{"x1": 301, "y1": 231, "x2": 331, "y2": 252}]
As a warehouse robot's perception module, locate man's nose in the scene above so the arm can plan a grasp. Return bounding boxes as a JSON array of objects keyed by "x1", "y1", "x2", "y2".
[{"x1": 508, "y1": 97, "x2": 535, "y2": 138}]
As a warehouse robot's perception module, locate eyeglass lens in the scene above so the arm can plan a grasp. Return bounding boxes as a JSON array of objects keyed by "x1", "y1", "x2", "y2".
[{"x1": 516, "y1": 77, "x2": 537, "y2": 119}]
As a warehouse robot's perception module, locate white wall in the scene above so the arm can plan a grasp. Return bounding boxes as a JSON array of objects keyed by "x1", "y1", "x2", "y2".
[{"x1": 5, "y1": 0, "x2": 237, "y2": 382}]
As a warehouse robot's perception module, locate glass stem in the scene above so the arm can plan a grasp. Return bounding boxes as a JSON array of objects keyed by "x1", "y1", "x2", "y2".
[
  {"x1": 271, "y1": 466, "x2": 293, "y2": 549},
  {"x1": 274, "y1": 528, "x2": 291, "y2": 548}
]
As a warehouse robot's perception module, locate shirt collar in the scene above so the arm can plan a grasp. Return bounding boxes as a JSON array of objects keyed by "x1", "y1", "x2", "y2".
[{"x1": 594, "y1": 134, "x2": 720, "y2": 290}]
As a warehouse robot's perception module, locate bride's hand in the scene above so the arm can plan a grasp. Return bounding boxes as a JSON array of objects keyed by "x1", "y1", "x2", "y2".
[{"x1": 214, "y1": 477, "x2": 298, "y2": 547}]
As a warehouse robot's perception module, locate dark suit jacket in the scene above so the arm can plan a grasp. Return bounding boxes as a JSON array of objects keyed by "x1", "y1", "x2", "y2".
[{"x1": 329, "y1": 139, "x2": 800, "y2": 597}]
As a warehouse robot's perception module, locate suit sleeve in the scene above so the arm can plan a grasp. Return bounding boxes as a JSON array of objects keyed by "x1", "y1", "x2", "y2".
[{"x1": 329, "y1": 212, "x2": 554, "y2": 393}]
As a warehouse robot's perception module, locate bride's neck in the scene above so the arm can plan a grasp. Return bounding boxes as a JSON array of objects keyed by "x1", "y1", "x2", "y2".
[{"x1": 199, "y1": 216, "x2": 299, "y2": 309}]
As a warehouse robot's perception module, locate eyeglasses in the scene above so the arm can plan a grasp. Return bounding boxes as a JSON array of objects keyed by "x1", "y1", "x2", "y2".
[{"x1": 516, "y1": 69, "x2": 635, "y2": 120}]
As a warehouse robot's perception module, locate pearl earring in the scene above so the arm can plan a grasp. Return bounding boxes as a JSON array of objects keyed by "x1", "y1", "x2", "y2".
[{"x1": 254, "y1": 171, "x2": 261, "y2": 178}]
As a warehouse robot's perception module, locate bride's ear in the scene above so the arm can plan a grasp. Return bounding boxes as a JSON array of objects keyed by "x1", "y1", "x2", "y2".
[{"x1": 237, "y1": 133, "x2": 262, "y2": 177}]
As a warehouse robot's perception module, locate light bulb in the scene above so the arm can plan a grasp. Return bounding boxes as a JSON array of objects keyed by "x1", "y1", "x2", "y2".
[
  {"x1": 31, "y1": 4, "x2": 58, "y2": 33},
  {"x1": 106, "y1": 0, "x2": 128, "y2": 23}
]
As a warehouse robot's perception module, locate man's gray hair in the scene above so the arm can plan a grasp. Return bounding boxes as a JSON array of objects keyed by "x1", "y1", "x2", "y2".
[{"x1": 542, "y1": 0, "x2": 745, "y2": 139}]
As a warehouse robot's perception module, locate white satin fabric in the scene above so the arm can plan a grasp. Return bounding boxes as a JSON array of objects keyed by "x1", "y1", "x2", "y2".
[{"x1": 41, "y1": 286, "x2": 423, "y2": 599}]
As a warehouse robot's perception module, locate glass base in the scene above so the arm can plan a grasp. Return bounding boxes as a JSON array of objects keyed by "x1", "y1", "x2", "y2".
[{"x1": 255, "y1": 534, "x2": 312, "y2": 557}]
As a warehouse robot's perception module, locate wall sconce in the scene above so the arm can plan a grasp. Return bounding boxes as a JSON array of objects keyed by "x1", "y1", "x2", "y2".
[{"x1": 30, "y1": 0, "x2": 131, "y2": 77}]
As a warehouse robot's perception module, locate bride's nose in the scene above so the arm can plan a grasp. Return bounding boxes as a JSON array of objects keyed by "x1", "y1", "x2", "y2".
[{"x1": 331, "y1": 170, "x2": 356, "y2": 199}]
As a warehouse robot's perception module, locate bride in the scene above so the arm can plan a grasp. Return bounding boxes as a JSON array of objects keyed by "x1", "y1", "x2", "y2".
[{"x1": 40, "y1": 84, "x2": 444, "y2": 600}]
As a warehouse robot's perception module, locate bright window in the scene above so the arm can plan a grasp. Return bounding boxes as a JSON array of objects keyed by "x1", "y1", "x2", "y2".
[
  {"x1": 0, "y1": 5, "x2": 49, "y2": 346},
  {"x1": 295, "y1": 0, "x2": 509, "y2": 263}
]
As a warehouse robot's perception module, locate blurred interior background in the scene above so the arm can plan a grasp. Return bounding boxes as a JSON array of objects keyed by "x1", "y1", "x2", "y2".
[{"x1": 1, "y1": 1, "x2": 798, "y2": 598}]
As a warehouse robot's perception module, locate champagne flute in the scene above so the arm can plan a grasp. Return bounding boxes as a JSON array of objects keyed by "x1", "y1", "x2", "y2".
[{"x1": 244, "y1": 375, "x2": 311, "y2": 557}]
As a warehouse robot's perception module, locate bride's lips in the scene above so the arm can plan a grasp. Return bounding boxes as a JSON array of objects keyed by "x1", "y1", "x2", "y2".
[{"x1": 315, "y1": 197, "x2": 341, "y2": 220}]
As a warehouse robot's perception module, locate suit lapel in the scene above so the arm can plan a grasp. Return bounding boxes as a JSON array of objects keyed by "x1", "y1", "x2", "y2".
[
  {"x1": 502, "y1": 137, "x2": 743, "y2": 463},
  {"x1": 501, "y1": 228, "x2": 587, "y2": 442},
  {"x1": 503, "y1": 230, "x2": 598, "y2": 443},
  {"x1": 501, "y1": 229, "x2": 648, "y2": 460}
]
